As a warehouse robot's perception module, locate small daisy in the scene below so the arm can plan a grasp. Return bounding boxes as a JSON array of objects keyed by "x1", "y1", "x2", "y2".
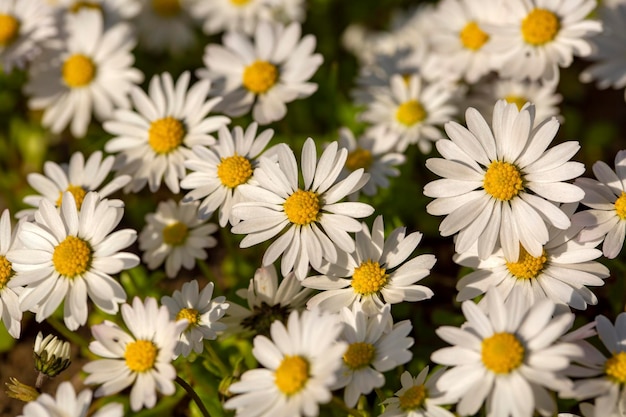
[
  {"x1": 54, "y1": 0, "x2": 141, "y2": 26},
  {"x1": 199, "y1": 21, "x2": 323, "y2": 125},
  {"x1": 7, "y1": 191, "x2": 139, "y2": 330},
  {"x1": 139, "y1": 199, "x2": 218, "y2": 279},
  {"x1": 161, "y1": 279, "x2": 228, "y2": 357},
  {"x1": 423, "y1": 100, "x2": 585, "y2": 262},
  {"x1": 431, "y1": 289, "x2": 581, "y2": 417},
  {"x1": 189, "y1": 0, "x2": 273, "y2": 35},
  {"x1": 134, "y1": 0, "x2": 197, "y2": 54},
  {"x1": 0, "y1": 209, "x2": 23, "y2": 338},
  {"x1": 104, "y1": 71, "x2": 230, "y2": 193},
  {"x1": 83, "y1": 296, "x2": 187, "y2": 411},
  {"x1": 25, "y1": 9, "x2": 143, "y2": 138},
  {"x1": 223, "y1": 308, "x2": 347, "y2": 417},
  {"x1": 180, "y1": 122, "x2": 275, "y2": 227},
  {"x1": 303, "y1": 215, "x2": 434, "y2": 315},
  {"x1": 572, "y1": 150, "x2": 626, "y2": 259},
  {"x1": 231, "y1": 138, "x2": 374, "y2": 280}
]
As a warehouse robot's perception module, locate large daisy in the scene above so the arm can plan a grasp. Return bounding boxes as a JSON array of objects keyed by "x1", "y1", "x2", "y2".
[{"x1": 0, "y1": 209, "x2": 23, "y2": 338}]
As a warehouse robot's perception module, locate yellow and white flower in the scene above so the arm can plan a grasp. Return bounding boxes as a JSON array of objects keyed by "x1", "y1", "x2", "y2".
[
  {"x1": 0, "y1": 209, "x2": 23, "y2": 338},
  {"x1": 189, "y1": 0, "x2": 273, "y2": 35}
]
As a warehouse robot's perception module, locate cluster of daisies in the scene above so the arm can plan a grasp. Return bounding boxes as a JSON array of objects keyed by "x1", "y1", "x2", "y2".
[{"x1": 2, "y1": 0, "x2": 626, "y2": 416}]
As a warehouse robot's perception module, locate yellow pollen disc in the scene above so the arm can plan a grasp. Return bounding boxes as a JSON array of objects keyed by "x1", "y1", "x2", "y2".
[
  {"x1": 151, "y1": 0, "x2": 181, "y2": 17},
  {"x1": 505, "y1": 95, "x2": 528, "y2": 111},
  {"x1": 230, "y1": 0, "x2": 250, "y2": 5},
  {"x1": 242, "y1": 60, "x2": 278, "y2": 94},
  {"x1": 396, "y1": 100, "x2": 426, "y2": 127},
  {"x1": 483, "y1": 161, "x2": 524, "y2": 201},
  {"x1": 481, "y1": 332, "x2": 525, "y2": 374},
  {"x1": 460, "y1": 21, "x2": 489, "y2": 51},
  {"x1": 615, "y1": 192, "x2": 626, "y2": 220},
  {"x1": 605, "y1": 352, "x2": 626, "y2": 384},
  {"x1": 283, "y1": 190, "x2": 320, "y2": 226},
  {"x1": 148, "y1": 116, "x2": 185, "y2": 154},
  {"x1": 125, "y1": 340, "x2": 158, "y2": 373},
  {"x1": 345, "y1": 148, "x2": 373, "y2": 171},
  {"x1": 52, "y1": 236, "x2": 92, "y2": 278},
  {"x1": 162, "y1": 222, "x2": 188, "y2": 246},
  {"x1": 521, "y1": 8, "x2": 560, "y2": 46},
  {"x1": 69, "y1": 1, "x2": 102, "y2": 13},
  {"x1": 351, "y1": 260, "x2": 388, "y2": 295},
  {"x1": 343, "y1": 342, "x2": 376, "y2": 370},
  {"x1": 217, "y1": 154, "x2": 253, "y2": 188},
  {"x1": 506, "y1": 246, "x2": 547, "y2": 279},
  {"x1": 0, "y1": 256, "x2": 14, "y2": 289},
  {"x1": 176, "y1": 307, "x2": 200, "y2": 329},
  {"x1": 62, "y1": 54, "x2": 96, "y2": 88},
  {"x1": 274, "y1": 355, "x2": 309, "y2": 395},
  {"x1": 0, "y1": 14, "x2": 20, "y2": 46},
  {"x1": 56, "y1": 184, "x2": 87, "y2": 209},
  {"x1": 398, "y1": 384, "x2": 427, "y2": 411}
]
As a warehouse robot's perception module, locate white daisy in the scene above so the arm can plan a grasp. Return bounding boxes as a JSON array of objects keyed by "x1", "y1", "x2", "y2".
[
  {"x1": 103, "y1": 71, "x2": 230, "y2": 193},
  {"x1": 231, "y1": 138, "x2": 374, "y2": 280},
  {"x1": 431, "y1": 289, "x2": 581, "y2": 417},
  {"x1": 134, "y1": 0, "x2": 197, "y2": 54},
  {"x1": 199, "y1": 20, "x2": 323, "y2": 125},
  {"x1": 54, "y1": 0, "x2": 141, "y2": 26},
  {"x1": 189, "y1": 0, "x2": 273, "y2": 36},
  {"x1": 0, "y1": 209, "x2": 23, "y2": 338},
  {"x1": 0, "y1": 0, "x2": 57, "y2": 72},
  {"x1": 572, "y1": 150, "x2": 626, "y2": 259},
  {"x1": 423, "y1": 100, "x2": 585, "y2": 262},
  {"x1": 83, "y1": 296, "x2": 187, "y2": 411},
  {"x1": 161, "y1": 279, "x2": 229, "y2": 357},
  {"x1": 223, "y1": 308, "x2": 347, "y2": 417},
  {"x1": 180, "y1": 122, "x2": 275, "y2": 227},
  {"x1": 334, "y1": 303, "x2": 414, "y2": 408},
  {"x1": 7, "y1": 191, "x2": 138, "y2": 330},
  {"x1": 303, "y1": 215, "x2": 435, "y2": 315},
  {"x1": 139, "y1": 199, "x2": 218, "y2": 279},
  {"x1": 25, "y1": 9, "x2": 143, "y2": 138}
]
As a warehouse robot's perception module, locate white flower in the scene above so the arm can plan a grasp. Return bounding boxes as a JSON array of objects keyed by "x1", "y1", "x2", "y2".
[
  {"x1": 180, "y1": 122, "x2": 275, "y2": 227},
  {"x1": 104, "y1": 71, "x2": 229, "y2": 193},
  {"x1": 161, "y1": 280, "x2": 228, "y2": 357},
  {"x1": 199, "y1": 21, "x2": 322, "y2": 125},
  {"x1": 223, "y1": 308, "x2": 347, "y2": 417},
  {"x1": 423, "y1": 100, "x2": 585, "y2": 261},
  {"x1": 25, "y1": 9, "x2": 142, "y2": 138},
  {"x1": 33, "y1": 332, "x2": 71, "y2": 377},
  {"x1": 139, "y1": 199, "x2": 218, "y2": 278},
  {"x1": 231, "y1": 138, "x2": 374, "y2": 280},
  {"x1": 7, "y1": 191, "x2": 138, "y2": 330},
  {"x1": 0, "y1": 209, "x2": 22, "y2": 338},
  {"x1": 303, "y1": 215, "x2": 434, "y2": 315},
  {"x1": 431, "y1": 289, "x2": 581, "y2": 417},
  {"x1": 83, "y1": 296, "x2": 187, "y2": 411},
  {"x1": 189, "y1": 0, "x2": 273, "y2": 35},
  {"x1": 53, "y1": 0, "x2": 141, "y2": 26},
  {"x1": 134, "y1": 0, "x2": 197, "y2": 54}
]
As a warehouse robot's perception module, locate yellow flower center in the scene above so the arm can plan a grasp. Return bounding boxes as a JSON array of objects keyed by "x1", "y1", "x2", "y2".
[
  {"x1": 283, "y1": 190, "x2": 320, "y2": 226},
  {"x1": 398, "y1": 384, "x2": 427, "y2": 411},
  {"x1": 56, "y1": 185, "x2": 87, "y2": 209},
  {"x1": 505, "y1": 95, "x2": 528, "y2": 111},
  {"x1": 483, "y1": 161, "x2": 524, "y2": 201},
  {"x1": 343, "y1": 342, "x2": 376, "y2": 370},
  {"x1": 0, "y1": 256, "x2": 14, "y2": 289},
  {"x1": 230, "y1": 0, "x2": 250, "y2": 5},
  {"x1": 125, "y1": 340, "x2": 158, "y2": 373},
  {"x1": 481, "y1": 332, "x2": 525, "y2": 374},
  {"x1": 0, "y1": 14, "x2": 20, "y2": 46},
  {"x1": 62, "y1": 54, "x2": 96, "y2": 88},
  {"x1": 521, "y1": 8, "x2": 560, "y2": 46},
  {"x1": 242, "y1": 60, "x2": 278, "y2": 94},
  {"x1": 274, "y1": 355, "x2": 309, "y2": 395},
  {"x1": 217, "y1": 154, "x2": 253, "y2": 188},
  {"x1": 605, "y1": 351, "x2": 626, "y2": 384},
  {"x1": 52, "y1": 236, "x2": 92, "y2": 278},
  {"x1": 176, "y1": 307, "x2": 200, "y2": 330},
  {"x1": 396, "y1": 100, "x2": 426, "y2": 127},
  {"x1": 148, "y1": 116, "x2": 186, "y2": 154},
  {"x1": 151, "y1": 0, "x2": 181, "y2": 17},
  {"x1": 506, "y1": 246, "x2": 547, "y2": 279},
  {"x1": 69, "y1": 1, "x2": 102, "y2": 13},
  {"x1": 162, "y1": 222, "x2": 188, "y2": 246},
  {"x1": 615, "y1": 192, "x2": 626, "y2": 220},
  {"x1": 351, "y1": 260, "x2": 388, "y2": 295},
  {"x1": 345, "y1": 148, "x2": 373, "y2": 171},
  {"x1": 460, "y1": 21, "x2": 489, "y2": 51}
]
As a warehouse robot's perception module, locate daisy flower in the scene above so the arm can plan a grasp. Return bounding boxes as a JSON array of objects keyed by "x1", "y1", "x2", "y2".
[
  {"x1": 25, "y1": 9, "x2": 143, "y2": 138},
  {"x1": 359, "y1": 74, "x2": 457, "y2": 153},
  {"x1": 161, "y1": 279, "x2": 229, "y2": 357},
  {"x1": 103, "y1": 71, "x2": 230, "y2": 193},
  {"x1": 334, "y1": 304, "x2": 414, "y2": 408},
  {"x1": 54, "y1": 0, "x2": 141, "y2": 26},
  {"x1": 199, "y1": 21, "x2": 323, "y2": 125},
  {"x1": 139, "y1": 199, "x2": 218, "y2": 279},
  {"x1": 134, "y1": 0, "x2": 197, "y2": 54},
  {"x1": 83, "y1": 296, "x2": 187, "y2": 411},
  {"x1": 423, "y1": 100, "x2": 585, "y2": 262},
  {"x1": 0, "y1": 0, "x2": 56, "y2": 72},
  {"x1": 0, "y1": 209, "x2": 23, "y2": 338},
  {"x1": 303, "y1": 215, "x2": 435, "y2": 315},
  {"x1": 189, "y1": 0, "x2": 273, "y2": 35},
  {"x1": 180, "y1": 122, "x2": 275, "y2": 227},
  {"x1": 18, "y1": 381, "x2": 122, "y2": 417},
  {"x1": 431, "y1": 289, "x2": 581, "y2": 417},
  {"x1": 223, "y1": 308, "x2": 347, "y2": 417},
  {"x1": 572, "y1": 150, "x2": 626, "y2": 259},
  {"x1": 222, "y1": 264, "x2": 312, "y2": 337},
  {"x1": 7, "y1": 191, "x2": 139, "y2": 330}
]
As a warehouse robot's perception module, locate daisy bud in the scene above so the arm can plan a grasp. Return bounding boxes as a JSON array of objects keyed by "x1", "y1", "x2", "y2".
[{"x1": 33, "y1": 332, "x2": 71, "y2": 379}]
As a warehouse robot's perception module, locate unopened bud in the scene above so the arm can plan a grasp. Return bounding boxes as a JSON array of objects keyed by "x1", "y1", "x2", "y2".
[{"x1": 33, "y1": 332, "x2": 71, "y2": 378}]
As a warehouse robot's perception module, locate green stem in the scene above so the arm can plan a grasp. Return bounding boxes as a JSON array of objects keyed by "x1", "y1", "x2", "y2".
[
  {"x1": 197, "y1": 259, "x2": 218, "y2": 283},
  {"x1": 330, "y1": 396, "x2": 365, "y2": 417},
  {"x1": 175, "y1": 375, "x2": 211, "y2": 417},
  {"x1": 203, "y1": 340, "x2": 230, "y2": 377},
  {"x1": 46, "y1": 316, "x2": 87, "y2": 349}
]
